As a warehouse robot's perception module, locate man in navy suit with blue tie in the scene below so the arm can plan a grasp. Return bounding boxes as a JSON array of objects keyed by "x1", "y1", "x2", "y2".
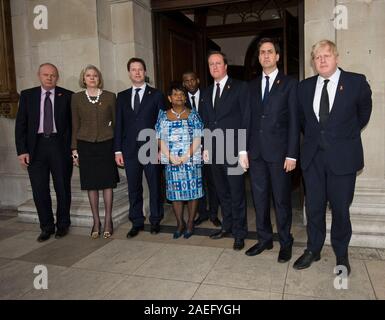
[
  {"x1": 293, "y1": 40, "x2": 372, "y2": 275},
  {"x1": 114, "y1": 58, "x2": 165, "y2": 237},
  {"x1": 245, "y1": 38, "x2": 299, "y2": 263}
]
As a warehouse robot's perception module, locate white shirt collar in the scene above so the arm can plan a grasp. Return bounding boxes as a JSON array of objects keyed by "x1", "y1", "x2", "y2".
[
  {"x1": 188, "y1": 89, "x2": 200, "y2": 98},
  {"x1": 262, "y1": 68, "x2": 279, "y2": 80},
  {"x1": 41, "y1": 87, "x2": 55, "y2": 95},
  {"x1": 132, "y1": 83, "x2": 146, "y2": 91},
  {"x1": 215, "y1": 75, "x2": 229, "y2": 87},
  {"x1": 318, "y1": 68, "x2": 341, "y2": 85}
]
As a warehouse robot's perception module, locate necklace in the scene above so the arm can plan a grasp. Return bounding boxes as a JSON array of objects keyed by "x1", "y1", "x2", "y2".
[
  {"x1": 85, "y1": 89, "x2": 102, "y2": 104},
  {"x1": 171, "y1": 108, "x2": 186, "y2": 119}
]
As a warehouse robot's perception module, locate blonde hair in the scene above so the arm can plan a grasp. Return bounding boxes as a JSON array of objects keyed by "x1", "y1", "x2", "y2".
[
  {"x1": 79, "y1": 64, "x2": 104, "y2": 89},
  {"x1": 311, "y1": 40, "x2": 339, "y2": 60}
]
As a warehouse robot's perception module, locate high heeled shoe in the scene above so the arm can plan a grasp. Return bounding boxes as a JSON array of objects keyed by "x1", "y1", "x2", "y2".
[
  {"x1": 103, "y1": 221, "x2": 113, "y2": 239},
  {"x1": 173, "y1": 230, "x2": 184, "y2": 239},
  {"x1": 91, "y1": 222, "x2": 101, "y2": 239}
]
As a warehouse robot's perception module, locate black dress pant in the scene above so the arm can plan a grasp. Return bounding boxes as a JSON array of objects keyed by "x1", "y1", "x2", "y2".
[
  {"x1": 211, "y1": 163, "x2": 247, "y2": 239},
  {"x1": 197, "y1": 164, "x2": 219, "y2": 220},
  {"x1": 28, "y1": 135, "x2": 72, "y2": 232},
  {"x1": 124, "y1": 156, "x2": 163, "y2": 227},
  {"x1": 249, "y1": 158, "x2": 293, "y2": 248},
  {"x1": 302, "y1": 149, "x2": 356, "y2": 257}
]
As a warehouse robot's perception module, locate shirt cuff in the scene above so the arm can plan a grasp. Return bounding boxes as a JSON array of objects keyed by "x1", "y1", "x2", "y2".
[
  {"x1": 115, "y1": 151, "x2": 122, "y2": 155},
  {"x1": 286, "y1": 157, "x2": 296, "y2": 161},
  {"x1": 239, "y1": 151, "x2": 247, "y2": 155}
]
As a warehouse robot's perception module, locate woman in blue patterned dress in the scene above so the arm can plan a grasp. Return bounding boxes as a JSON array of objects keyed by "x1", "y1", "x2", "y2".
[{"x1": 155, "y1": 83, "x2": 203, "y2": 239}]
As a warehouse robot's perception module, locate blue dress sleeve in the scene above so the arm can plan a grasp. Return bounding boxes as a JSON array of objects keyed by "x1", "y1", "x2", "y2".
[{"x1": 155, "y1": 110, "x2": 166, "y2": 139}]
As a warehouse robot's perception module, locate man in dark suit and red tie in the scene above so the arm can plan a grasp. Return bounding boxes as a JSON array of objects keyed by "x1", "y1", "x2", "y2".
[
  {"x1": 201, "y1": 51, "x2": 251, "y2": 250},
  {"x1": 114, "y1": 58, "x2": 165, "y2": 238},
  {"x1": 245, "y1": 38, "x2": 299, "y2": 263},
  {"x1": 15, "y1": 63, "x2": 73, "y2": 242},
  {"x1": 182, "y1": 71, "x2": 221, "y2": 228},
  {"x1": 293, "y1": 40, "x2": 372, "y2": 275}
]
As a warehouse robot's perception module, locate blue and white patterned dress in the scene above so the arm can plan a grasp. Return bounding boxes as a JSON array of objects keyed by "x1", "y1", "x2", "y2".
[{"x1": 155, "y1": 109, "x2": 204, "y2": 201}]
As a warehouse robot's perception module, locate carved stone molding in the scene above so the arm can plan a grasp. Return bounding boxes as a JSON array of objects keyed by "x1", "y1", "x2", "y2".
[{"x1": 0, "y1": 0, "x2": 19, "y2": 119}]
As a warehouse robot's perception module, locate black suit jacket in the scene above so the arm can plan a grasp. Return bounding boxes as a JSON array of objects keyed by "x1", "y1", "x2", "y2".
[
  {"x1": 248, "y1": 72, "x2": 299, "y2": 162},
  {"x1": 298, "y1": 69, "x2": 372, "y2": 175},
  {"x1": 15, "y1": 86, "x2": 73, "y2": 161},
  {"x1": 114, "y1": 85, "x2": 166, "y2": 159},
  {"x1": 201, "y1": 77, "x2": 251, "y2": 163}
]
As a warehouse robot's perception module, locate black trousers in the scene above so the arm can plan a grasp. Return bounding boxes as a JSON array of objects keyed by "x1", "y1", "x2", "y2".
[
  {"x1": 197, "y1": 164, "x2": 219, "y2": 220},
  {"x1": 302, "y1": 149, "x2": 356, "y2": 257},
  {"x1": 249, "y1": 158, "x2": 293, "y2": 248},
  {"x1": 28, "y1": 135, "x2": 72, "y2": 232},
  {"x1": 211, "y1": 163, "x2": 247, "y2": 239},
  {"x1": 124, "y1": 156, "x2": 163, "y2": 227}
]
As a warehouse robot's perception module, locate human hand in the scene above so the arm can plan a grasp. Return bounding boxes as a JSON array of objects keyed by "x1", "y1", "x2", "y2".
[
  {"x1": 238, "y1": 153, "x2": 249, "y2": 172},
  {"x1": 18, "y1": 153, "x2": 30, "y2": 168},
  {"x1": 115, "y1": 153, "x2": 124, "y2": 167},
  {"x1": 203, "y1": 150, "x2": 209, "y2": 163},
  {"x1": 284, "y1": 159, "x2": 296, "y2": 172}
]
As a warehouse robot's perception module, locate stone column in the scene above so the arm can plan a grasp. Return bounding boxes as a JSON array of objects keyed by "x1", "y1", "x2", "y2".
[{"x1": 304, "y1": 0, "x2": 385, "y2": 248}]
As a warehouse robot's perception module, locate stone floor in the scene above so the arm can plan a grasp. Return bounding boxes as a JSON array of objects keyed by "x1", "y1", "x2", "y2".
[{"x1": 0, "y1": 207, "x2": 384, "y2": 300}]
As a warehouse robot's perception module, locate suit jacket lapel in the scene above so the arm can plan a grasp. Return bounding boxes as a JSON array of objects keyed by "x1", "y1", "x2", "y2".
[
  {"x1": 309, "y1": 76, "x2": 320, "y2": 125},
  {"x1": 137, "y1": 85, "x2": 152, "y2": 115},
  {"x1": 328, "y1": 69, "x2": 345, "y2": 122},
  {"x1": 33, "y1": 87, "x2": 42, "y2": 133},
  {"x1": 54, "y1": 87, "x2": 63, "y2": 132},
  {"x1": 215, "y1": 78, "x2": 232, "y2": 118}
]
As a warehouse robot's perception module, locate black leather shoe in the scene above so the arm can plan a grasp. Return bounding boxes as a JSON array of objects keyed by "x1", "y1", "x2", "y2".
[
  {"x1": 37, "y1": 230, "x2": 55, "y2": 242},
  {"x1": 126, "y1": 226, "x2": 144, "y2": 238},
  {"x1": 150, "y1": 224, "x2": 160, "y2": 234},
  {"x1": 210, "y1": 217, "x2": 222, "y2": 227},
  {"x1": 55, "y1": 227, "x2": 69, "y2": 239},
  {"x1": 278, "y1": 245, "x2": 292, "y2": 263},
  {"x1": 336, "y1": 255, "x2": 351, "y2": 276},
  {"x1": 293, "y1": 250, "x2": 321, "y2": 270},
  {"x1": 209, "y1": 229, "x2": 230, "y2": 239},
  {"x1": 233, "y1": 238, "x2": 245, "y2": 250},
  {"x1": 245, "y1": 241, "x2": 273, "y2": 256},
  {"x1": 194, "y1": 216, "x2": 208, "y2": 226}
]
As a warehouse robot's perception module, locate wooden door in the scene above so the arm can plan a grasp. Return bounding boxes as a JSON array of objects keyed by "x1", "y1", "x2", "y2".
[{"x1": 153, "y1": 12, "x2": 206, "y2": 94}]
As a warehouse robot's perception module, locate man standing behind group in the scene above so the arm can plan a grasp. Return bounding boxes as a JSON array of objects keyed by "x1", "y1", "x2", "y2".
[
  {"x1": 114, "y1": 58, "x2": 165, "y2": 238},
  {"x1": 201, "y1": 51, "x2": 251, "y2": 250},
  {"x1": 245, "y1": 38, "x2": 299, "y2": 263},
  {"x1": 293, "y1": 40, "x2": 372, "y2": 275},
  {"x1": 15, "y1": 63, "x2": 73, "y2": 242},
  {"x1": 182, "y1": 71, "x2": 221, "y2": 228}
]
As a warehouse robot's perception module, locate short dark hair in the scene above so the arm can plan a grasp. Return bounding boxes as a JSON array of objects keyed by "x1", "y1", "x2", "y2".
[
  {"x1": 127, "y1": 57, "x2": 147, "y2": 71},
  {"x1": 257, "y1": 38, "x2": 280, "y2": 55},
  {"x1": 207, "y1": 51, "x2": 228, "y2": 65},
  {"x1": 182, "y1": 70, "x2": 198, "y2": 79}
]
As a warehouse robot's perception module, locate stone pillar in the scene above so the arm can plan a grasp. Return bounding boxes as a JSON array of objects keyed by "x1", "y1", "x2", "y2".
[{"x1": 304, "y1": 0, "x2": 385, "y2": 248}]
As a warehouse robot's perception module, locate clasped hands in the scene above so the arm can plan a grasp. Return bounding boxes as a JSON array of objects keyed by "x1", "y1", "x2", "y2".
[{"x1": 169, "y1": 153, "x2": 190, "y2": 165}]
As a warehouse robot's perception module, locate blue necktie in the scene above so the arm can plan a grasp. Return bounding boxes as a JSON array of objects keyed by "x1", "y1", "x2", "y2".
[
  {"x1": 133, "y1": 88, "x2": 141, "y2": 114},
  {"x1": 262, "y1": 75, "x2": 270, "y2": 104}
]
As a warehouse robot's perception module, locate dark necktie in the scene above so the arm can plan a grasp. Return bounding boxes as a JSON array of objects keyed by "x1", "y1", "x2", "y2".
[
  {"x1": 319, "y1": 79, "x2": 330, "y2": 126},
  {"x1": 133, "y1": 88, "x2": 141, "y2": 114},
  {"x1": 191, "y1": 95, "x2": 197, "y2": 110},
  {"x1": 43, "y1": 91, "x2": 53, "y2": 135},
  {"x1": 214, "y1": 83, "x2": 220, "y2": 108},
  {"x1": 262, "y1": 75, "x2": 270, "y2": 104}
]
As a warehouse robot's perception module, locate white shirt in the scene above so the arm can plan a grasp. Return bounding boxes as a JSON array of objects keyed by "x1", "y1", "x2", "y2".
[
  {"x1": 38, "y1": 87, "x2": 57, "y2": 133},
  {"x1": 188, "y1": 89, "x2": 200, "y2": 111},
  {"x1": 313, "y1": 68, "x2": 341, "y2": 121},
  {"x1": 131, "y1": 83, "x2": 147, "y2": 110},
  {"x1": 261, "y1": 68, "x2": 279, "y2": 97},
  {"x1": 212, "y1": 75, "x2": 229, "y2": 107}
]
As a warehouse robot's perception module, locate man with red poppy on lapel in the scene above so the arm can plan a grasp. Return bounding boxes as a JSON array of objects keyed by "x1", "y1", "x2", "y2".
[
  {"x1": 15, "y1": 63, "x2": 73, "y2": 242},
  {"x1": 293, "y1": 40, "x2": 372, "y2": 275},
  {"x1": 245, "y1": 38, "x2": 299, "y2": 263}
]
